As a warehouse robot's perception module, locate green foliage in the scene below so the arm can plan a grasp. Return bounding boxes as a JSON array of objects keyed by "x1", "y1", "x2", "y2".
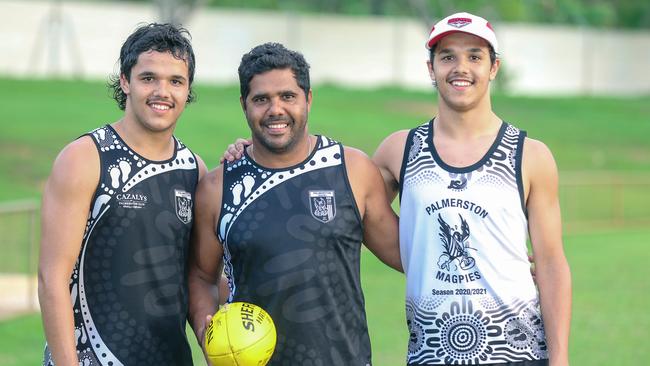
[
  {"x1": 198, "y1": 0, "x2": 650, "y2": 29},
  {"x1": 63, "y1": 0, "x2": 650, "y2": 28}
]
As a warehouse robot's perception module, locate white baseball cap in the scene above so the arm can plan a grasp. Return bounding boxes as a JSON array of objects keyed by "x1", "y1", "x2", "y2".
[{"x1": 426, "y1": 12, "x2": 499, "y2": 53}]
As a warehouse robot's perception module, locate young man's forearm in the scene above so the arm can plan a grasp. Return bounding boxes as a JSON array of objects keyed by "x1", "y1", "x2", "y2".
[
  {"x1": 39, "y1": 280, "x2": 78, "y2": 366},
  {"x1": 188, "y1": 274, "x2": 219, "y2": 343},
  {"x1": 538, "y1": 259, "x2": 572, "y2": 365}
]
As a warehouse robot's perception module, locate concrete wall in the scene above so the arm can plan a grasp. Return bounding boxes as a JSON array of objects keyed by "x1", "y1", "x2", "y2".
[
  {"x1": 500, "y1": 24, "x2": 650, "y2": 95},
  {"x1": 1, "y1": 0, "x2": 649, "y2": 95}
]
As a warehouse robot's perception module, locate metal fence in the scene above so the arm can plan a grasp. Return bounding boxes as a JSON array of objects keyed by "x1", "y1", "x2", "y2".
[
  {"x1": 0, "y1": 200, "x2": 39, "y2": 318},
  {"x1": 560, "y1": 173, "x2": 650, "y2": 233}
]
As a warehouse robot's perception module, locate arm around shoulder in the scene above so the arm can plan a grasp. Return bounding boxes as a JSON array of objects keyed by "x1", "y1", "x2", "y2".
[
  {"x1": 39, "y1": 136, "x2": 100, "y2": 365},
  {"x1": 524, "y1": 138, "x2": 572, "y2": 366}
]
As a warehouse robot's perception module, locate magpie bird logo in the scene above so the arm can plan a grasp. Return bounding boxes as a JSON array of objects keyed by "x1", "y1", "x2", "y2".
[
  {"x1": 437, "y1": 214, "x2": 476, "y2": 271},
  {"x1": 175, "y1": 189, "x2": 193, "y2": 224},
  {"x1": 309, "y1": 190, "x2": 336, "y2": 223}
]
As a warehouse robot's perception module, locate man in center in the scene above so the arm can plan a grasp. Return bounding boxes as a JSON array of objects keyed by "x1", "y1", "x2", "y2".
[{"x1": 188, "y1": 43, "x2": 401, "y2": 365}]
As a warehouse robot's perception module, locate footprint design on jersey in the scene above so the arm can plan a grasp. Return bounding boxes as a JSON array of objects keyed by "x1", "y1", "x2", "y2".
[
  {"x1": 117, "y1": 157, "x2": 131, "y2": 183},
  {"x1": 231, "y1": 172, "x2": 256, "y2": 205},
  {"x1": 77, "y1": 325, "x2": 88, "y2": 344},
  {"x1": 78, "y1": 349, "x2": 100, "y2": 366},
  {"x1": 94, "y1": 128, "x2": 106, "y2": 141},
  {"x1": 504, "y1": 317, "x2": 535, "y2": 349},
  {"x1": 108, "y1": 165, "x2": 120, "y2": 189},
  {"x1": 108, "y1": 158, "x2": 132, "y2": 189}
]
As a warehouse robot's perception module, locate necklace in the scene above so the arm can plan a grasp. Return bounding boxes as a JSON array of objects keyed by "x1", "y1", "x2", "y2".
[{"x1": 249, "y1": 136, "x2": 312, "y2": 164}]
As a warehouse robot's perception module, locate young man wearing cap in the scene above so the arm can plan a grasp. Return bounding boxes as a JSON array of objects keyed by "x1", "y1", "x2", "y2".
[{"x1": 373, "y1": 12, "x2": 571, "y2": 366}]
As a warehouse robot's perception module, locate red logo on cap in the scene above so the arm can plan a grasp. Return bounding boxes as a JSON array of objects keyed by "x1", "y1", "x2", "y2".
[{"x1": 448, "y1": 17, "x2": 472, "y2": 28}]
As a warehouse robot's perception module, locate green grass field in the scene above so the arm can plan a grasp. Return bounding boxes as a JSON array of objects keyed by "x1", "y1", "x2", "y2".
[
  {"x1": 1, "y1": 77, "x2": 649, "y2": 202},
  {"x1": 0, "y1": 77, "x2": 649, "y2": 365},
  {"x1": 1, "y1": 228, "x2": 649, "y2": 365}
]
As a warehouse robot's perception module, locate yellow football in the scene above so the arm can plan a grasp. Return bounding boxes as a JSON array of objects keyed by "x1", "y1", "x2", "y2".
[{"x1": 204, "y1": 302, "x2": 277, "y2": 366}]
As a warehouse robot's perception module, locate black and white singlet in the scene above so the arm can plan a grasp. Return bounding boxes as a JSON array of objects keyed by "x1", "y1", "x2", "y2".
[
  {"x1": 399, "y1": 120, "x2": 547, "y2": 365},
  {"x1": 44, "y1": 125, "x2": 198, "y2": 366},
  {"x1": 217, "y1": 135, "x2": 371, "y2": 366}
]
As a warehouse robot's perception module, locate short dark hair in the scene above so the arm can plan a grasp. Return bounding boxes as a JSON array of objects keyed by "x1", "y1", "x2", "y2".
[
  {"x1": 429, "y1": 43, "x2": 497, "y2": 67},
  {"x1": 238, "y1": 42, "x2": 310, "y2": 103},
  {"x1": 108, "y1": 23, "x2": 196, "y2": 110}
]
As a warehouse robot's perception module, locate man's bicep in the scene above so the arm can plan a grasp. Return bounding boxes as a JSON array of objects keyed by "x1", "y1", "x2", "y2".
[
  {"x1": 525, "y1": 141, "x2": 563, "y2": 258},
  {"x1": 190, "y1": 174, "x2": 225, "y2": 282},
  {"x1": 40, "y1": 140, "x2": 99, "y2": 277},
  {"x1": 195, "y1": 154, "x2": 209, "y2": 180},
  {"x1": 376, "y1": 165, "x2": 399, "y2": 202},
  {"x1": 361, "y1": 162, "x2": 402, "y2": 271},
  {"x1": 372, "y1": 130, "x2": 408, "y2": 203},
  {"x1": 189, "y1": 225, "x2": 223, "y2": 283}
]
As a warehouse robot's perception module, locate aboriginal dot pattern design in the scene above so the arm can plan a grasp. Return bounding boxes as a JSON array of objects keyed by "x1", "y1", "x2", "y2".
[
  {"x1": 217, "y1": 136, "x2": 371, "y2": 366},
  {"x1": 406, "y1": 296, "x2": 547, "y2": 364},
  {"x1": 403, "y1": 120, "x2": 525, "y2": 196},
  {"x1": 43, "y1": 125, "x2": 198, "y2": 366}
]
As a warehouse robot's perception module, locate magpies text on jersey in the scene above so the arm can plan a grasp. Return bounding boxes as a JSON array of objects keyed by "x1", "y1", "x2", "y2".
[{"x1": 436, "y1": 270, "x2": 482, "y2": 283}]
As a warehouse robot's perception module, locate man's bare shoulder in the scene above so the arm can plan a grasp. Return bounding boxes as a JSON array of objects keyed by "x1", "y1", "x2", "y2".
[
  {"x1": 58, "y1": 135, "x2": 97, "y2": 160},
  {"x1": 341, "y1": 146, "x2": 383, "y2": 183},
  {"x1": 51, "y1": 136, "x2": 99, "y2": 180},
  {"x1": 379, "y1": 129, "x2": 410, "y2": 147},
  {"x1": 524, "y1": 137, "x2": 553, "y2": 156},
  {"x1": 523, "y1": 137, "x2": 557, "y2": 168},
  {"x1": 194, "y1": 164, "x2": 225, "y2": 215},
  {"x1": 522, "y1": 137, "x2": 558, "y2": 187},
  {"x1": 43, "y1": 135, "x2": 100, "y2": 206},
  {"x1": 342, "y1": 146, "x2": 373, "y2": 168},
  {"x1": 194, "y1": 154, "x2": 209, "y2": 180},
  {"x1": 199, "y1": 165, "x2": 224, "y2": 190},
  {"x1": 374, "y1": 129, "x2": 410, "y2": 162}
]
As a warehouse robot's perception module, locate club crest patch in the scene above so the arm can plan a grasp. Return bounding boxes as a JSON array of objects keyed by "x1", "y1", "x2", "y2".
[
  {"x1": 175, "y1": 189, "x2": 193, "y2": 224},
  {"x1": 448, "y1": 17, "x2": 472, "y2": 28},
  {"x1": 309, "y1": 190, "x2": 336, "y2": 223}
]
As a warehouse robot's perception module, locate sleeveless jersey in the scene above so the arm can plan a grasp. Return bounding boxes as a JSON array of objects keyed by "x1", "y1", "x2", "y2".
[
  {"x1": 399, "y1": 120, "x2": 548, "y2": 365},
  {"x1": 44, "y1": 125, "x2": 198, "y2": 366},
  {"x1": 217, "y1": 136, "x2": 371, "y2": 366}
]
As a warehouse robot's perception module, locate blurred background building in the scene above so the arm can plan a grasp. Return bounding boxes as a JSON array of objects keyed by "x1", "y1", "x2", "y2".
[{"x1": 1, "y1": 0, "x2": 650, "y2": 95}]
